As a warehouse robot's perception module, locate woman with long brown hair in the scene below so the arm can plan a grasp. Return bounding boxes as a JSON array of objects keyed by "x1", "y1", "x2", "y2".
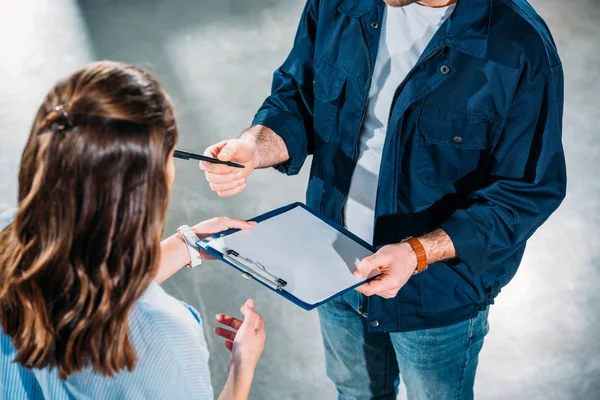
[{"x1": 0, "y1": 61, "x2": 265, "y2": 399}]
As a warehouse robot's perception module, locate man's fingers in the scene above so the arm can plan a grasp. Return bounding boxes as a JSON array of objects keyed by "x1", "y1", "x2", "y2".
[
  {"x1": 354, "y1": 282, "x2": 372, "y2": 296},
  {"x1": 205, "y1": 141, "x2": 228, "y2": 158},
  {"x1": 354, "y1": 253, "x2": 385, "y2": 278},
  {"x1": 354, "y1": 275, "x2": 390, "y2": 297},
  {"x1": 201, "y1": 139, "x2": 252, "y2": 199},
  {"x1": 216, "y1": 313, "x2": 244, "y2": 330},
  {"x1": 380, "y1": 290, "x2": 399, "y2": 299},
  {"x1": 217, "y1": 183, "x2": 247, "y2": 198},
  {"x1": 204, "y1": 139, "x2": 238, "y2": 162},
  {"x1": 224, "y1": 340, "x2": 233, "y2": 352},
  {"x1": 217, "y1": 144, "x2": 237, "y2": 162},
  {"x1": 205, "y1": 171, "x2": 244, "y2": 184},
  {"x1": 215, "y1": 327, "x2": 237, "y2": 341},
  {"x1": 209, "y1": 179, "x2": 246, "y2": 193},
  {"x1": 200, "y1": 161, "x2": 232, "y2": 174},
  {"x1": 201, "y1": 142, "x2": 234, "y2": 173}
]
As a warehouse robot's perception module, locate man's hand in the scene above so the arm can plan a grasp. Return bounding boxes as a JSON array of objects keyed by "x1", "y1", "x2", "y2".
[
  {"x1": 201, "y1": 125, "x2": 291, "y2": 197},
  {"x1": 353, "y1": 242, "x2": 418, "y2": 298},
  {"x1": 353, "y1": 229, "x2": 456, "y2": 298},
  {"x1": 201, "y1": 138, "x2": 257, "y2": 197}
]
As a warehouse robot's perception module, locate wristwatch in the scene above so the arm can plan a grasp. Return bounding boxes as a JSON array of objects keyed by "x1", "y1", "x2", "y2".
[
  {"x1": 177, "y1": 225, "x2": 203, "y2": 268},
  {"x1": 405, "y1": 237, "x2": 428, "y2": 275}
]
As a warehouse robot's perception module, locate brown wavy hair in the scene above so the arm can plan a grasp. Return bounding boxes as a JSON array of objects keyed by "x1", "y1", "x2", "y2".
[{"x1": 0, "y1": 61, "x2": 177, "y2": 379}]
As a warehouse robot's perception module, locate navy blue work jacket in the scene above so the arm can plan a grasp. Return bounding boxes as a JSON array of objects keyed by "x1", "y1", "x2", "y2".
[{"x1": 252, "y1": 0, "x2": 566, "y2": 332}]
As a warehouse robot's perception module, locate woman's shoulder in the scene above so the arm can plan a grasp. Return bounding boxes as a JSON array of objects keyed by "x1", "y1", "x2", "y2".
[
  {"x1": 129, "y1": 282, "x2": 213, "y2": 395},
  {"x1": 66, "y1": 282, "x2": 214, "y2": 399},
  {"x1": 128, "y1": 281, "x2": 210, "y2": 366}
]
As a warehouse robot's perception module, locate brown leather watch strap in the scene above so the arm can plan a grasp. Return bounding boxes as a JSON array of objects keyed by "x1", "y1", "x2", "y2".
[{"x1": 405, "y1": 237, "x2": 428, "y2": 275}]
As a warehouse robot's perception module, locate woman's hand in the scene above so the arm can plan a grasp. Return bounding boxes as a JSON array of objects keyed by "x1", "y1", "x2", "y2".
[
  {"x1": 215, "y1": 299, "x2": 266, "y2": 370},
  {"x1": 155, "y1": 217, "x2": 255, "y2": 284},
  {"x1": 215, "y1": 300, "x2": 265, "y2": 400},
  {"x1": 192, "y1": 217, "x2": 256, "y2": 260}
]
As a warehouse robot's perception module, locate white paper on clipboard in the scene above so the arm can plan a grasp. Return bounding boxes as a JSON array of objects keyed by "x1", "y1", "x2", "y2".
[{"x1": 204, "y1": 206, "x2": 380, "y2": 306}]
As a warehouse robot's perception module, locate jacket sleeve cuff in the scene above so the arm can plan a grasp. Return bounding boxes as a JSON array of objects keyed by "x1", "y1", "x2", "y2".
[
  {"x1": 252, "y1": 108, "x2": 308, "y2": 176},
  {"x1": 440, "y1": 209, "x2": 491, "y2": 275}
]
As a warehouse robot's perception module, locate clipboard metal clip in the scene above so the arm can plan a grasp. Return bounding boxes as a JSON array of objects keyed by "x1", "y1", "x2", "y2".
[{"x1": 223, "y1": 248, "x2": 288, "y2": 291}]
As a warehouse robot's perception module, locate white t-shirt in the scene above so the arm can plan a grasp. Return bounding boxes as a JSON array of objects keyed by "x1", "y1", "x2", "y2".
[{"x1": 343, "y1": 3, "x2": 455, "y2": 244}]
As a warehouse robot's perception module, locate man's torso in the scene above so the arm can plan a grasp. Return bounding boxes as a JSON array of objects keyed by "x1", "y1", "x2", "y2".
[
  {"x1": 344, "y1": 2, "x2": 456, "y2": 244},
  {"x1": 305, "y1": 0, "x2": 560, "y2": 331}
]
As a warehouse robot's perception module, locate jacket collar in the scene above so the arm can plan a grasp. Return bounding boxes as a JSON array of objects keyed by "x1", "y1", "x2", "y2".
[
  {"x1": 442, "y1": 0, "x2": 492, "y2": 58},
  {"x1": 337, "y1": 0, "x2": 492, "y2": 58}
]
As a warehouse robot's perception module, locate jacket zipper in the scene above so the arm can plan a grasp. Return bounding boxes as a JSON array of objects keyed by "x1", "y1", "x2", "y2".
[{"x1": 340, "y1": 19, "x2": 373, "y2": 227}]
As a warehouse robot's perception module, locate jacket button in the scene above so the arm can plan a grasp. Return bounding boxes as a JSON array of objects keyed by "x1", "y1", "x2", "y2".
[
  {"x1": 440, "y1": 64, "x2": 451, "y2": 75},
  {"x1": 371, "y1": 22, "x2": 378, "y2": 29},
  {"x1": 453, "y1": 136, "x2": 463, "y2": 144},
  {"x1": 370, "y1": 319, "x2": 380, "y2": 327}
]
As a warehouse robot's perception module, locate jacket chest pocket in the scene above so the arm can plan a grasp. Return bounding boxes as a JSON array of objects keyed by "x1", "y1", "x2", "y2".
[
  {"x1": 417, "y1": 104, "x2": 499, "y2": 185},
  {"x1": 313, "y1": 59, "x2": 346, "y2": 143}
]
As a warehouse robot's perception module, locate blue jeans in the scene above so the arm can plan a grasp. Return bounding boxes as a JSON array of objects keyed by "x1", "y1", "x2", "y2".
[{"x1": 318, "y1": 290, "x2": 490, "y2": 400}]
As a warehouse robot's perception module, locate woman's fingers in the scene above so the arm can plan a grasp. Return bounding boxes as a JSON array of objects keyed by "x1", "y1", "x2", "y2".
[
  {"x1": 240, "y1": 299, "x2": 265, "y2": 332},
  {"x1": 217, "y1": 300, "x2": 264, "y2": 357},
  {"x1": 215, "y1": 327, "x2": 237, "y2": 342},
  {"x1": 193, "y1": 218, "x2": 256, "y2": 240},
  {"x1": 220, "y1": 217, "x2": 256, "y2": 232},
  {"x1": 254, "y1": 313, "x2": 265, "y2": 331},
  {"x1": 200, "y1": 250, "x2": 216, "y2": 261},
  {"x1": 241, "y1": 299, "x2": 255, "y2": 313},
  {"x1": 216, "y1": 314, "x2": 244, "y2": 330},
  {"x1": 240, "y1": 301, "x2": 256, "y2": 322}
]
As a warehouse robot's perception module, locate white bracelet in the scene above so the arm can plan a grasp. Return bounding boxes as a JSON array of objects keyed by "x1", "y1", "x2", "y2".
[{"x1": 177, "y1": 225, "x2": 203, "y2": 268}]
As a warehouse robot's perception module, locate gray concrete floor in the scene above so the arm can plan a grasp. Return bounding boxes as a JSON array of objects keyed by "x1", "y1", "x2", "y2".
[{"x1": 0, "y1": 0, "x2": 598, "y2": 399}]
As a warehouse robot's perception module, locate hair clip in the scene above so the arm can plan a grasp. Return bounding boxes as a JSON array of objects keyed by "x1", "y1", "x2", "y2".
[{"x1": 51, "y1": 104, "x2": 73, "y2": 132}]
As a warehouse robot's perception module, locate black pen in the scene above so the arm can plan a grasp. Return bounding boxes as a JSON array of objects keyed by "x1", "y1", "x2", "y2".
[{"x1": 173, "y1": 150, "x2": 245, "y2": 169}]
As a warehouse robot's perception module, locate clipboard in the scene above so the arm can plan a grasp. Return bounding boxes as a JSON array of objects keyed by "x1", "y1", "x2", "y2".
[{"x1": 196, "y1": 202, "x2": 381, "y2": 310}]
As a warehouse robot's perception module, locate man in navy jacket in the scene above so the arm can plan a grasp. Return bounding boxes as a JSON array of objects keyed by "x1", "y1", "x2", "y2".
[{"x1": 202, "y1": 0, "x2": 566, "y2": 398}]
